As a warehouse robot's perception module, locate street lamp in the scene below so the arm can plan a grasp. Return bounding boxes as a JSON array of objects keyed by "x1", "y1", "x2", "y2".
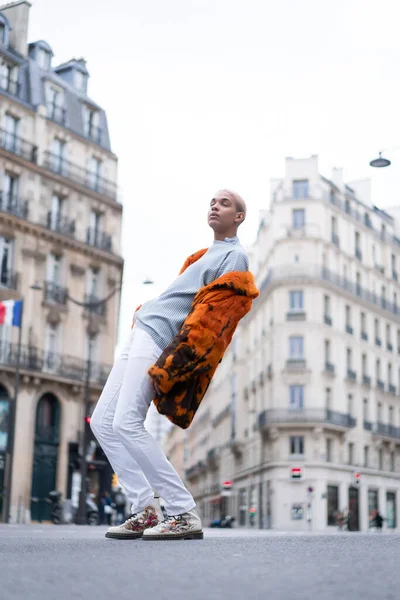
[
  {"x1": 369, "y1": 152, "x2": 391, "y2": 168},
  {"x1": 31, "y1": 283, "x2": 121, "y2": 525}
]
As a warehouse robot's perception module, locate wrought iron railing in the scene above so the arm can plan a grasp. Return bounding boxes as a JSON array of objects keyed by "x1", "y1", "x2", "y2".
[
  {"x1": 0, "y1": 129, "x2": 38, "y2": 163},
  {"x1": 46, "y1": 211, "x2": 76, "y2": 237},
  {"x1": 43, "y1": 151, "x2": 117, "y2": 201},
  {"x1": 84, "y1": 294, "x2": 107, "y2": 317},
  {"x1": 44, "y1": 281, "x2": 68, "y2": 306},
  {"x1": 0, "y1": 341, "x2": 111, "y2": 386},
  {"x1": 86, "y1": 228, "x2": 113, "y2": 252},
  {"x1": 258, "y1": 408, "x2": 356, "y2": 429},
  {"x1": 0, "y1": 192, "x2": 29, "y2": 219}
]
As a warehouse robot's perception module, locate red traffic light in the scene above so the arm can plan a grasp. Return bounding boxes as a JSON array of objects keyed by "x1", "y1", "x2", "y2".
[{"x1": 84, "y1": 416, "x2": 91, "y2": 424}]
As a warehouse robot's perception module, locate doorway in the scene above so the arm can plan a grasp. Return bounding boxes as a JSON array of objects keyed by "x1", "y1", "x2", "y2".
[{"x1": 348, "y1": 486, "x2": 360, "y2": 531}]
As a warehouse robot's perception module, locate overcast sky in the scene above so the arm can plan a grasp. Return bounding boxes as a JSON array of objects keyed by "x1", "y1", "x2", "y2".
[{"x1": 28, "y1": 0, "x2": 400, "y2": 348}]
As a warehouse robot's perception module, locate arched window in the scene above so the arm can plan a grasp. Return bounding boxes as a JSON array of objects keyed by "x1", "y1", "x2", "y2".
[{"x1": 35, "y1": 393, "x2": 59, "y2": 443}]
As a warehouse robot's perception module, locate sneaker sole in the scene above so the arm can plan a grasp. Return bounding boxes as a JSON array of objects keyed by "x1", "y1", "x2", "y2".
[
  {"x1": 142, "y1": 531, "x2": 204, "y2": 541},
  {"x1": 105, "y1": 532, "x2": 143, "y2": 540}
]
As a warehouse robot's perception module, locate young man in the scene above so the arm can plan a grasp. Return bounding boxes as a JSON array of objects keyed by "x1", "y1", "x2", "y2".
[{"x1": 90, "y1": 189, "x2": 258, "y2": 540}]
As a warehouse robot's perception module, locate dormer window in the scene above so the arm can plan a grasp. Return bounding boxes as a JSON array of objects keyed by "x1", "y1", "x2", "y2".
[
  {"x1": 0, "y1": 13, "x2": 10, "y2": 47},
  {"x1": 0, "y1": 62, "x2": 19, "y2": 97},
  {"x1": 46, "y1": 85, "x2": 65, "y2": 124},
  {"x1": 75, "y1": 70, "x2": 86, "y2": 92},
  {"x1": 0, "y1": 21, "x2": 5, "y2": 45},
  {"x1": 37, "y1": 47, "x2": 51, "y2": 70}
]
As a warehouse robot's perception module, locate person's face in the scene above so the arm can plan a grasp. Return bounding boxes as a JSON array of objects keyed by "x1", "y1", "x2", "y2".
[{"x1": 207, "y1": 192, "x2": 244, "y2": 232}]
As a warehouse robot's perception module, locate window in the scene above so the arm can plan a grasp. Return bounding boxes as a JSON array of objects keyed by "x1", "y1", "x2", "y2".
[
  {"x1": 87, "y1": 157, "x2": 103, "y2": 191},
  {"x1": 389, "y1": 405, "x2": 394, "y2": 423},
  {"x1": 289, "y1": 336, "x2": 304, "y2": 359},
  {"x1": 356, "y1": 271, "x2": 361, "y2": 294},
  {"x1": 324, "y1": 295, "x2": 331, "y2": 316},
  {"x1": 324, "y1": 340, "x2": 331, "y2": 363},
  {"x1": 331, "y1": 216, "x2": 337, "y2": 234},
  {"x1": 378, "y1": 448, "x2": 383, "y2": 471},
  {"x1": 355, "y1": 231, "x2": 361, "y2": 252},
  {"x1": 37, "y1": 47, "x2": 51, "y2": 69},
  {"x1": 289, "y1": 290, "x2": 303, "y2": 312},
  {"x1": 293, "y1": 179, "x2": 309, "y2": 199},
  {"x1": 386, "y1": 492, "x2": 397, "y2": 528},
  {"x1": 388, "y1": 363, "x2": 393, "y2": 385},
  {"x1": 0, "y1": 236, "x2": 13, "y2": 287},
  {"x1": 392, "y1": 254, "x2": 397, "y2": 275},
  {"x1": 2, "y1": 172, "x2": 19, "y2": 208},
  {"x1": 0, "y1": 63, "x2": 18, "y2": 95},
  {"x1": 2, "y1": 113, "x2": 19, "y2": 151},
  {"x1": 289, "y1": 385, "x2": 304, "y2": 409},
  {"x1": 49, "y1": 194, "x2": 63, "y2": 230},
  {"x1": 376, "y1": 359, "x2": 381, "y2": 381},
  {"x1": 47, "y1": 87, "x2": 65, "y2": 122},
  {"x1": 345, "y1": 305, "x2": 352, "y2": 327},
  {"x1": 326, "y1": 438, "x2": 332, "y2": 462},
  {"x1": 88, "y1": 210, "x2": 103, "y2": 245},
  {"x1": 325, "y1": 387, "x2": 332, "y2": 410},
  {"x1": 86, "y1": 332, "x2": 98, "y2": 363},
  {"x1": 364, "y1": 445, "x2": 369, "y2": 467},
  {"x1": 51, "y1": 139, "x2": 66, "y2": 173},
  {"x1": 346, "y1": 348, "x2": 352, "y2": 369},
  {"x1": 75, "y1": 70, "x2": 86, "y2": 92},
  {"x1": 361, "y1": 312, "x2": 366, "y2": 335},
  {"x1": 83, "y1": 105, "x2": 100, "y2": 140},
  {"x1": 0, "y1": 21, "x2": 5, "y2": 45},
  {"x1": 362, "y1": 354, "x2": 367, "y2": 376},
  {"x1": 44, "y1": 323, "x2": 60, "y2": 371},
  {"x1": 46, "y1": 253, "x2": 62, "y2": 285},
  {"x1": 347, "y1": 394, "x2": 353, "y2": 416},
  {"x1": 390, "y1": 452, "x2": 395, "y2": 472},
  {"x1": 87, "y1": 267, "x2": 101, "y2": 300},
  {"x1": 290, "y1": 435, "x2": 304, "y2": 455},
  {"x1": 327, "y1": 485, "x2": 339, "y2": 526},
  {"x1": 292, "y1": 208, "x2": 305, "y2": 229},
  {"x1": 374, "y1": 318, "x2": 380, "y2": 342},
  {"x1": 348, "y1": 442, "x2": 354, "y2": 465},
  {"x1": 377, "y1": 402, "x2": 382, "y2": 422},
  {"x1": 363, "y1": 398, "x2": 369, "y2": 421}
]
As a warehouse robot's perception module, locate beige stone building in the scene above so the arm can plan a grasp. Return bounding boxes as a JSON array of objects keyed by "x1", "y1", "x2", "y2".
[
  {"x1": 167, "y1": 155, "x2": 400, "y2": 532},
  {"x1": 0, "y1": 1, "x2": 123, "y2": 523}
]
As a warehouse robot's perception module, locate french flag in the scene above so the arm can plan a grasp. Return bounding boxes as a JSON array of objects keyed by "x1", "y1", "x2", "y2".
[{"x1": 0, "y1": 300, "x2": 23, "y2": 327}]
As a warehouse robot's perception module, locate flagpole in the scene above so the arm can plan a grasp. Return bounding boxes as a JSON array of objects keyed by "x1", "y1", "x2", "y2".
[{"x1": 2, "y1": 300, "x2": 24, "y2": 524}]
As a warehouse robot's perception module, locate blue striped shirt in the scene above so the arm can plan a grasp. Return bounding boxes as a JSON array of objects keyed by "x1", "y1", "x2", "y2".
[{"x1": 135, "y1": 236, "x2": 248, "y2": 350}]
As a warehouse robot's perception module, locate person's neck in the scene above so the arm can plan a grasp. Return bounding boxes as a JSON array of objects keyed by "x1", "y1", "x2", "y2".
[{"x1": 214, "y1": 229, "x2": 237, "y2": 241}]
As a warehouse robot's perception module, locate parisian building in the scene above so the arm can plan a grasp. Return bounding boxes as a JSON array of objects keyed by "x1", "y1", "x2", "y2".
[
  {"x1": 167, "y1": 155, "x2": 400, "y2": 532},
  {"x1": 0, "y1": 1, "x2": 123, "y2": 523}
]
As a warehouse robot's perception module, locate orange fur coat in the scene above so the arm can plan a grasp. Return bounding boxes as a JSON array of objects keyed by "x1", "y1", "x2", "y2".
[{"x1": 147, "y1": 249, "x2": 259, "y2": 429}]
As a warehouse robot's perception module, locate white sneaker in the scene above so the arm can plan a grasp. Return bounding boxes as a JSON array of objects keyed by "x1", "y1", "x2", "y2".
[
  {"x1": 142, "y1": 508, "x2": 203, "y2": 540},
  {"x1": 105, "y1": 505, "x2": 159, "y2": 539}
]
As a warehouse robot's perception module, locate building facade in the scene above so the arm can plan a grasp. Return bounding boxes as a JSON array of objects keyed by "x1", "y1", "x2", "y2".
[
  {"x1": 167, "y1": 155, "x2": 400, "y2": 532},
  {"x1": 0, "y1": 1, "x2": 123, "y2": 523}
]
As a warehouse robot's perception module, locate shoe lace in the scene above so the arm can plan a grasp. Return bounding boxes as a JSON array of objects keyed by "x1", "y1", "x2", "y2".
[
  {"x1": 126, "y1": 513, "x2": 138, "y2": 524},
  {"x1": 160, "y1": 514, "x2": 183, "y2": 525}
]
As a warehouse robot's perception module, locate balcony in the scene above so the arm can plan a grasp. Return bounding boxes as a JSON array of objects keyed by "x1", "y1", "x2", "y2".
[
  {"x1": 86, "y1": 228, "x2": 113, "y2": 252},
  {"x1": 46, "y1": 211, "x2": 76, "y2": 238},
  {"x1": 207, "y1": 447, "x2": 220, "y2": 469},
  {"x1": 84, "y1": 294, "x2": 107, "y2": 317},
  {"x1": 44, "y1": 281, "x2": 68, "y2": 306},
  {"x1": 47, "y1": 103, "x2": 66, "y2": 125},
  {"x1": 0, "y1": 129, "x2": 38, "y2": 163},
  {"x1": 324, "y1": 314, "x2": 332, "y2": 326},
  {"x1": 43, "y1": 151, "x2": 117, "y2": 201},
  {"x1": 355, "y1": 248, "x2": 362, "y2": 261},
  {"x1": 0, "y1": 75, "x2": 20, "y2": 98},
  {"x1": 363, "y1": 420, "x2": 373, "y2": 431},
  {"x1": 387, "y1": 342, "x2": 393, "y2": 352},
  {"x1": 0, "y1": 269, "x2": 18, "y2": 291},
  {"x1": 0, "y1": 192, "x2": 29, "y2": 220},
  {"x1": 185, "y1": 460, "x2": 206, "y2": 481},
  {"x1": 375, "y1": 337, "x2": 382, "y2": 347},
  {"x1": 374, "y1": 422, "x2": 400, "y2": 441},
  {"x1": 362, "y1": 374, "x2": 371, "y2": 387},
  {"x1": 258, "y1": 408, "x2": 356, "y2": 431},
  {"x1": 361, "y1": 332, "x2": 368, "y2": 341},
  {"x1": 324, "y1": 362, "x2": 335, "y2": 375},
  {"x1": 286, "y1": 310, "x2": 306, "y2": 321},
  {"x1": 0, "y1": 341, "x2": 111, "y2": 386},
  {"x1": 374, "y1": 263, "x2": 385, "y2": 275},
  {"x1": 393, "y1": 270, "x2": 398, "y2": 281},
  {"x1": 377, "y1": 379, "x2": 385, "y2": 391},
  {"x1": 389, "y1": 384, "x2": 396, "y2": 395},
  {"x1": 346, "y1": 325, "x2": 353, "y2": 335},
  {"x1": 331, "y1": 232, "x2": 340, "y2": 247},
  {"x1": 346, "y1": 369, "x2": 356, "y2": 381},
  {"x1": 285, "y1": 358, "x2": 306, "y2": 371}
]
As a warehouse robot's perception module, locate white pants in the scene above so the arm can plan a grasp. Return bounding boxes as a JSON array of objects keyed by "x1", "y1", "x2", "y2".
[{"x1": 90, "y1": 327, "x2": 195, "y2": 515}]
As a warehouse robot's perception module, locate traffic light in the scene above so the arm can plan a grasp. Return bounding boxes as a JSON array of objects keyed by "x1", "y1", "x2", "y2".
[
  {"x1": 354, "y1": 472, "x2": 361, "y2": 486},
  {"x1": 111, "y1": 473, "x2": 119, "y2": 488},
  {"x1": 84, "y1": 416, "x2": 91, "y2": 425}
]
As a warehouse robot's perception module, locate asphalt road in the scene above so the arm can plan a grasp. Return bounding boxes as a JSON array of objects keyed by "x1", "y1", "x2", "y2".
[{"x1": 1, "y1": 525, "x2": 399, "y2": 600}]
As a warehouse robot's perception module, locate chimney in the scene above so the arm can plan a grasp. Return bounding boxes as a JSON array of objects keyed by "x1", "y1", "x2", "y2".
[{"x1": 0, "y1": 1, "x2": 31, "y2": 56}]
